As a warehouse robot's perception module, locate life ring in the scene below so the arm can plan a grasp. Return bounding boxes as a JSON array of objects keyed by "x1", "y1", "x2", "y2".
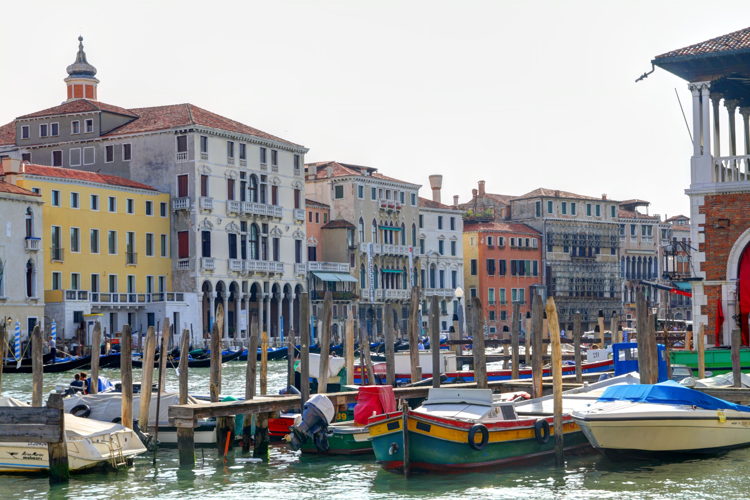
[
  {"x1": 468, "y1": 423, "x2": 489, "y2": 450},
  {"x1": 534, "y1": 419, "x2": 550, "y2": 444},
  {"x1": 70, "y1": 404, "x2": 91, "y2": 418},
  {"x1": 112, "y1": 417, "x2": 122, "y2": 424}
]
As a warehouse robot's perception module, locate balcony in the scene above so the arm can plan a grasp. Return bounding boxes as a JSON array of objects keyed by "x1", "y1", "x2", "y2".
[
  {"x1": 228, "y1": 258, "x2": 244, "y2": 272},
  {"x1": 310, "y1": 290, "x2": 358, "y2": 301},
  {"x1": 176, "y1": 151, "x2": 189, "y2": 162},
  {"x1": 244, "y1": 260, "x2": 284, "y2": 274},
  {"x1": 381, "y1": 244, "x2": 410, "y2": 256},
  {"x1": 25, "y1": 237, "x2": 41, "y2": 251},
  {"x1": 227, "y1": 200, "x2": 241, "y2": 215},
  {"x1": 240, "y1": 159, "x2": 247, "y2": 167},
  {"x1": 126, "y1": 252, "x2": 137, "y2": 266},
  {"x1": 46, "y1": 289, "x2": 188, "y2": 305},
  {"x1": 260, "y1": 163, "x2": 268, "y2": 171},
  {"x1": 200, "y1": 152, "x2": 208, "y2": 160},
  {"x1": 227, "y1": 156, "x2": 235, "y2": 166},
  {"x1": 173, "y1": 197, "x2": 191, "y2": 211},
  {"x1": 307, "y1": 261, "x2": 349, "y2": 273},
  {"x1": 50, "y1": 246, "x2": 64, "y2": 262},
  {"x1": 176, "y1": 259, "x2": 192, "y2": 271},
  {"x1": 294, "y1": 262, "x2": 306, "y2": 275},
  {"x1": 241, "y1": 202, "x2": 282, "y2": 218},
  {"x1": 375, "y1": 289, "x2": 409, "y2": 301},
  {"x1": 271, "y1": 163, "x2": 278, "y2": 172},
  {"x1": 199, "y1": 197, "x2": 213, "y2": 211},
  {"x1": 424, "y1": 288, "x2": 455, "y2": 298},
  {"x1": 713, "y1": 155, "x2": 750, "y2": 184},
  {"x1": 378, "y1": 199, "x2": 402, "y2": 212},
  {"x1": 293, "y1": 208, "x2": 305, "y2": 221},
  {"x1": 201, "y1": 257, "x2": 215, "y2": 271}
]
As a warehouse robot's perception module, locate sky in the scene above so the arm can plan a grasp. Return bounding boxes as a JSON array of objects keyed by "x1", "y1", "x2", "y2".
[{"x1": 2, "y1": 0, "x2": 749, "y2": 219}]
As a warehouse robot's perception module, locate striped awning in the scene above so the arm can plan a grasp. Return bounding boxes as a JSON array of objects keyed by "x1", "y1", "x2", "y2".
[{"x1": 312, "y1": 272, "x2": 358, "y2": 283}]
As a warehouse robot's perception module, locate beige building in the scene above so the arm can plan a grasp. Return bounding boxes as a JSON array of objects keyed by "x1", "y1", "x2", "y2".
[{"x1": 0, "y1": 179, "x2": 44, "y2": 339}]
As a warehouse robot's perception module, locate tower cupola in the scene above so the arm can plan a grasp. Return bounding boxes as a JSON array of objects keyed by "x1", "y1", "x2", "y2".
[{"x1": 64, "y1": 36, "x2": 99, "y2": 101}]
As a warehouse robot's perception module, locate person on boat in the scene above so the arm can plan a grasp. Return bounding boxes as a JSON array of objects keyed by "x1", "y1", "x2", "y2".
[
  {"x1": 80, "y1": 372, "x2": 90, "y2": 394},
  {"x1": 49, "y1": 336, "x2": 56, "y2": 363},
  {"x1": 70, "y1": 373, "x2": 84, "y2": 392},
  {"x1": 417, "y1": 339, "x2": 425, "y2": 350}
]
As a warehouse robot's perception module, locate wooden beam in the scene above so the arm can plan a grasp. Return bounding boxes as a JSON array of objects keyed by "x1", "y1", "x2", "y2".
[
  {"x1": 46, "y1": 394, "x2": 68, "y2": 484},
  {"x1": 430, "y1": 296, "x2": 441, "y2": 388},
  {"x1": 317, "y1": 291, "x2": 332, "y2": 393},
  {"x1": 139, "y1": 326, "x2": 157, "y2": 430},
  {"x1": 89, "y1": 322, "x2": 102, "y2": 394},
  {"x1": 178, "y1": 328, "x2": 190, "y2": 405},
  {"x1": 158, "y1": 318, "x2": 170, "y2": 392},
  {"x1": 698, "y1": 323, "x2": 706, "y2": 379},
  {"x1": 635, "y1": 286, "x2": 651, "y2": 384},
  {"x1": 408, "y1": 286, "x2": 422, "y2": 383},
  {"x1": 299, "y1": 293, "x2": 310, "y2": 410},
  {"x1": 31, "y1": 325, "x2": 43, "y2": 407},
  {"x1": 573, "y1": 312, "x2": 582, "y2": 384},
  {"x1": 545, "y1": 297, "x2": 564, "y2": 466},
  {"x1": 732, "y1": 328, "x2": 742, "y2": 388},
  {"x1": 0, "y1": 321, "x2": 6, "y2": 394},
  {"x1": 260, "y1": 330, "x2": 269, "y2": 396},
  {"x1": 121, "y1": 324, "x2": 134, "y2": 429},
  {"x1": 531, "y1": 293, "x2": 544, "y2": 398},
  {"x1": 511, "y1": 302, "x2": 520, "y2": 380},
  {"x1": 384, "y1": 303, "x2": 395, "y2": 386},
  {"x1": 471, "y1": 297, "x2": 488, "y2": 389},
  {"x1": 210, "y1": 304, "x2": 224, "y2": 403},
  {"x1": 242, "y1": 315, "x2": 258, "y2": 453}
]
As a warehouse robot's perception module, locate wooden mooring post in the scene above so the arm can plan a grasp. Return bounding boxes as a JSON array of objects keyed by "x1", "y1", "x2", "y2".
[
  {"x1": 524, "y1": 311, "x2": 532, "y2": 365},
  {"x1": 511, "y1": 302, "x2": 520, "y2": 380},
  {"x1": 430, "y1": 296, "x2": 441, "y2": 388},
  {"x1": 597, "y1": 310, "x2": 605, "y2": 348},
  {"x1": 242, "y1": 317, "x2": 259, "y2": 453},
  {"x1": 121, "y1": 324, "x2": 134, "y2": 430},
  {"x1": 317, "y1": 291, "x2": 332, "y2": 394},
  {"x1": 635, "y1": 287, "x2": 656, "y2": 384},
  {"x1": 531, "y1": 294, "x2": 544, "y2": 398},
  {"x1": 732, "y1": 328, "x2": 742, "y2": 388},
  {"x1": 360, "y1": 324, "x2": 375, "y2": 385},
  {"x1": 698, "y1": 324, "x2": 706, "y2": 379},
  {"x1": 573, "y1": 312, "x2": 583, "y2": 384},
  {"x1": 299, "y1": 293, "x2": 310, "y2": 409},
  {"x1": 89, "y1": 321, "x2": 102, "y2": 395},
  {"x1": 32, "y1": 325, "x2": 43, "y2": 407},
  {"x1": 0, "y1": 321, "x2": 6, "y2": 394},
  {"x1": 545, "y1": 297, "x2": 564, "y2": 466},
  {"x1": 408, "y1": 286, "x2": 422, "y2": 384},
  {"x1": 345, "y1": 307, "x2": 355, "y2": 385},
  {"x1": 255, "y1": 328, "x2": 270, "y2": 459},
  {"x1": 138, "y1": 326, "x2": 157, "y2": 432},
  {"x1": 611, "y1": 311, "x2": 620, "y2": 344},
  {"x1": 384, "y1": 303, "x2": 396, "y2": 386},
  {"x1": 471, "y1": 297, "x2": 488, "y2": 389},
  {"x1": 178, "y1": 329, "x2": 190, "y2": 405},
  {"x1": 158, "y1": 319, "x2": 170, "y2": 392}
]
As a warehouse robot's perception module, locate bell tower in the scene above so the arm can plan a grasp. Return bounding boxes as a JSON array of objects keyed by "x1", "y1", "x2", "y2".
[{"x1": 64, "y1": 36, "x2": 99, "y2": 101}]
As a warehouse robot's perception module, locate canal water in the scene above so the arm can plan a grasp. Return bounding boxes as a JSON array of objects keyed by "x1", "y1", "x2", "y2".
[{"x1": 2, "y1": 361, "x2": 749, "y2": 499}]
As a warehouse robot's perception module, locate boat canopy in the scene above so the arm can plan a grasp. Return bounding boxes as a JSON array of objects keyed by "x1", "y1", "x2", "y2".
[{"x1": 598, "y1": 381, "x2": 750, "y2": 412}]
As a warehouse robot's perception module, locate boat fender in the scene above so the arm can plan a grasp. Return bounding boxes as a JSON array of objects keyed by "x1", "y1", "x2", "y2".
[
  {"x1": 468, "y1": 423, "x2": 489, "y2": 451},
  {"x1": 70, "y1": 404, "x2": 91, "y2": 418},
  {"x1": 388, "y1": 442, "x2": 399, "y2": 456},
  {"x1": 112, "y1": 417, "x2": 122, "y2": 424},
  {"x1": 534, "y1": 419, "x2": 550, "y2": 444}
]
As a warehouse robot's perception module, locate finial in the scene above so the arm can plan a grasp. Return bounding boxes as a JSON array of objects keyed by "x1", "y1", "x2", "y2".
[{"x1": 66, "y1": 35, "x2": 97, "y2": 77}]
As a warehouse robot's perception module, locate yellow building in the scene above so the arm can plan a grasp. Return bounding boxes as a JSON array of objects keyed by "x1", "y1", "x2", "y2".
[{"x1": 1, "y1": 158, "x2": 197, "y2": 343}]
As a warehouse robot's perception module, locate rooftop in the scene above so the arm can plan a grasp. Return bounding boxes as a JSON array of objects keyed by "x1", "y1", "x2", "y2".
[
  {"x1": 321, "y1": 219, "x2": 355, "y2": 230},
  {"x1": 305, "y1": 161, "x2": 420, "y2": 187},
  {"x1": 463, "y1": 221, "x2": 540, "y2": 234},
  {"x1": 418, "y1": 196, "x2": 458, "y2": 210},
  {"x1": 2, "y1": 162, "x2": 159, "y2": 192},
  {"x1": 305, "y1": 198, "x2": 329, "y2": 209},
  {"x1": 655, "y1": 26, "x2": 750, "y2": 61},
  {"x1": 511, "y1": 187, "x2": 608, "y2": 202},
  {"x1": 0, "y1": 180, "x2": 40, "y2": 198}
]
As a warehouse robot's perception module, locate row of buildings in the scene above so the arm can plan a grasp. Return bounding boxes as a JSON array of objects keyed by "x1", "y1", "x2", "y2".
[{"x1": 0, "y1": 38, "x2": 694, "y2": 346}]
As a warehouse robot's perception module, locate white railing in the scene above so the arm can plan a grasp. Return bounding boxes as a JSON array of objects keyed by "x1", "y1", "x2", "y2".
[
  {"x1": 173, "y1": 197, "x2": 191, "y2": 211},
  {"x1": 293, "y1": 208, "x2": 305, "y2": 221},
  {"x1": 227, "y1": 156, "x2": 235, "y2": 165},
  {"x1": 25, "y1": 237, "x2": 41, "y2": 251},
  {"x1": 239, "y1": 159, "x2": 247, "y2": 167},
  {"x1": 376, "y1": 289, "x2": 409, "y2": 300},
  {"x1": 201, "y1": 257, "x2": 215, "y2": 271},
  {"x1": 176, "y1": 151, "x2": 189, "y2": 162},
  {"x1": 83, "y1": 292, "x2": 187, "y2": 305},
  {"x1": 244, "y1": 260, "x2": 284, "y2": 273},
  {"x1": 199, "y1": 197, "x2": 213, "y2": 210},
  {"x1": 241, "y1": 201, "x2": 282, "y2": 218},
  {"x1": 424, "y1": 288, "x2": 455, "y2": 297},
  {"x1": 229, "y1": 259, "x2": 243, "y2": 272},
  {"x1": 381, "y1": 244, "x2": 409, "y2": 255},
  {"x1": 227, "y1": 200, "x2": 241, "y2": 214},
  {"x1": 294, "y1": 263, "x2": 306, "y2": 275},
  {"x1": 307, "y1": 261, "x2": 349, "y2": 273},
  {"x1": 176, "y1": 259, "x2": 192, "y2": 271},
  {"x1": 713, "y1": 155, "x2": 750, "y2": 183},
  {"x1": 200, "y1": 152, "x2": 208, "y2": 160},
  {"x1": 378, "y1": 199, "x2": 402, "y2": 211}
]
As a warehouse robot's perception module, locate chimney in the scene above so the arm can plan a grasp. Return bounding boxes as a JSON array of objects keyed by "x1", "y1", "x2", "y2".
[
  {"x1": 428, "y1": 174, "x2": 443, "y2": 203},
  {"x1": 478, "y1": 180, "x2": 486, "y2": 197},
  {"x1": 0, "y1": 157, "x2": 23, "y2": 184},
  {"x1": 326, "y1": 166, "x2": 334, "y2": 178},
  {"x1": 453, "y1": 195, "x2": 459, "y2": 207},
  {"x1": 554, "y1": 190, "x2": 560, "y2": 197},
  {"x1": 602, "y1": 193, "x2": 607, "y2": 200},
  {"x1": 472, "y1": 188, "x2": 478, "y2": 199}
]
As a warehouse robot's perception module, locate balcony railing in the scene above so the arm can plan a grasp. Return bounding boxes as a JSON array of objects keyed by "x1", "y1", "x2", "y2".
[
  {"x1": 50, "y1": 246, "x2": 64, "y2": 262},
  {"x1": 53, "y1": 290, "x2": 188, "y2": 305},
  {"x1": 201, "y1": 257, "x2": 215, "y2": 271},
  {"x1": 293, "y1": 208, "x2": 305, "y2": 221},
  {"x1": 244, "y1": 260, "x2": 283, "y2": 273},
  {"x1": 126, "y1": 252, "x2": 137, "y2": 265},
  {"x1": 239, "y1": 159, "x2": 247, "y2": 167},
  {"x1": 241, "y1": 201, "x2": 282, "y2": 218},
  {"x1": 381, "y1": 244, "x2": 410, "y2": 255},
  {"x1": 714, "y1": 155, "x2": 750, "y2": 184},
  {"x1": 310, "y1": 290, "x2": 358, "y2": 301},
  {"x1": 173, "y1": 197, "x2": 191, "y2": 211},
  {"x1": 294, "y1": 262, "x2": 306, "y2": 275},
  {"x1": 176, "y1": 259, "x2": 192, "y2": 271},
  {"x1": 176, "y1": 151, "x2": 189, "y2": 162},
  {"x1": 199, "y1": 197, "x2": 213, "y2": 211},
  {"x1": 375, "y1": 289, "x2": 409, "y2": 301},
  {"x1": 378, "y1": 199, "x2": 402, "y2": 211},
  {"x1": 424, "y1": 288, "x2": 455, "y2": 297},
  {"x1": 25, "y1": 237, "x2": 41, "y2": 251},
  {"x1": 200, "y1": 152, "x2": 208, "y2": 160},
  {"x1": 227, "y1": 200, "x2": 241, "y2": 215},
  {"x1": 228, "y1": 258, "x2": 243, "y2": 272},
  {"x1": 227, "y1": 156, "x2": 235, "y2": 165},
  {"x1": 307, "y1": 261, "x2": 349, "y2": 273}
]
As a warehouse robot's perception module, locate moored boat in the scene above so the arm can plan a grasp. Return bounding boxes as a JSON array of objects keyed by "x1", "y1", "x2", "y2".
[
  {"x1": 1, "y1": 355, "x2": 92, "y2": 374},
  {"x1": 572, "y1": 381, "x2": 750, "y2": 457}
]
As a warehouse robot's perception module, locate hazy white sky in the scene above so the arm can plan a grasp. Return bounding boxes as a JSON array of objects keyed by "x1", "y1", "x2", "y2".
[{"x1": 2, "y1": 0, "x2": 749, "y2": 218}]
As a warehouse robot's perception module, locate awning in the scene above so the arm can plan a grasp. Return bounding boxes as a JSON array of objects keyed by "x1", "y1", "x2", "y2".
[
  {"x1": 378, "y1": 226, "x2": 402, "y2": 231},
  {"x1": 382, "y1": 269, "x2": 405, "y2": 273},
  {"x1": 312, "y1": 271, "x2": 358, "y2": 283}
]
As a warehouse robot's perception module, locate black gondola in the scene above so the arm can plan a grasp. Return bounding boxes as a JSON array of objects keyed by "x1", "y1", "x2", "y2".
[{"x1": 1, "y1": 355, "x2": 92, "y2": 374}]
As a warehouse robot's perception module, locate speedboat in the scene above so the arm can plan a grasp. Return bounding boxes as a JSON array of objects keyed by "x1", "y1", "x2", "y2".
[
  {"x1": 0, "y1": 397, "x2": 146, "y2": 473},
  {"x1": 572, "y1": 381, "x2": 750, "y2": 457}
]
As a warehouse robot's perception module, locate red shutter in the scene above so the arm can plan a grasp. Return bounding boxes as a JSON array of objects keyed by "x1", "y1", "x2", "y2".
[
  {"x1": 177, "y1": 175, "x2": 188, "y2": 198},
  {"x1": 178, "y1": 231, "x2": 189, "y2": 259}
]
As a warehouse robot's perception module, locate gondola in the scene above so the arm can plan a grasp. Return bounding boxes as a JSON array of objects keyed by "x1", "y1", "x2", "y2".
[
  {"x1": 97, "y1": 352, "x2": 121, "y2": 368},
  {"x1": 131, "y1": 349, "x2": 243, "y2": 368},
  {"x1": 237, "y1": 346, "x2": 289, "y2": 361},
  {"x1": 1, "y1": 355, "x2": 92, "y2": 374}
]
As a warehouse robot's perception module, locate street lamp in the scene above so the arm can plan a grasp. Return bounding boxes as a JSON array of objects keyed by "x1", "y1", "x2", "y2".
[{"x1": 454, "y1": 287, "x2": 464, "y2": 337}]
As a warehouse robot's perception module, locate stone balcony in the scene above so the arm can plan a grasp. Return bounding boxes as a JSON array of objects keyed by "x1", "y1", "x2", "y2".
[
  {"x1": 199, "y1": 197, "x2": 213, "y2": 211},
  {"x1": 244, "y1": 260, "x2": 284, "y2": 274},
  {"x1": 375, "y1": 289, "x2": 409, "y2": 301},
  {"x1": 201, "y1": 257, "x2": 215, "y2": 271},
  {"x1": 307, "y1": 261, "x2": 350, "y2": 273},
  {"x1": 25, "y1": 237, "x2": 41, "y2": 251},
  {"x1": 173, "y1": 197, "x2": 191, "y2": 211},
  {"x1": 424, "y1": 288, "x2": 455, "y2": 298},
  {"x1": 240, "y1": 201, "x2": 283, "y2": 218}
]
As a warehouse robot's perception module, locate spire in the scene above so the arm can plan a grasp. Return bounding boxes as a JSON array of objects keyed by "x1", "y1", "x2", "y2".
[{"x1": 64, "y1": 36, "x2": 99, "y2": 102}]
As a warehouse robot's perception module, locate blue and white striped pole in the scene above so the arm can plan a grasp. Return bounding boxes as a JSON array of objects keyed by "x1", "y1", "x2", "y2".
[
  {"x1": 14, "y1": 321, "x2": 21, "y2": 368},
  {"x1": 51, "y1": 320, "x2": 57, "y2": 344}
]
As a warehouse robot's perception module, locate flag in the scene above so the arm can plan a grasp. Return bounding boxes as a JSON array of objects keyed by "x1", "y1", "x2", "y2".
[{"x1": 715, "y1": 298, "x2": 724, "y2": 347}]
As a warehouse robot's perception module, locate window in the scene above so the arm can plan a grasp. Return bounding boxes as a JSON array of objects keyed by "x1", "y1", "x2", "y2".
[
  {"x1": 122, "y1": 144, "x2": 132, "y2": 161},
  {"x1": 50, "y1": 123, "x2": 59, "y2": 136},
  {"x1": 499, "y1": 288, "x2": 506, "y2": 305},
  {"x1": 487, "y1": 236, "x2": 494, "y2": 247},
  {"x1": 144, "y1": 200, "x2": 154, "y2": 216},
  {"x1": 535, "y1": 201, "x2": 541, "y2": 217},
  {"x1": 451, "y1": 240, "x2": 456, "y2": 256},
  {"x1": 52, "y1": 272, "x2": 62, "y2": 291},
  {"x1": 160, "y1": 202, "x2": 167, "y2": 217},
  {"x1": 271, "y1": 150, "x2": 278, "y2": 166},
  {"x1": 486, "y1": 258, "x2": 495, "y2": 275},
  {"x1": 611, "y1": 205, "x2": 616, "y2": 218},
  {"x1": 108, "y1": 274, "x2": 118, "y2": 293},
  {"x1": 334, "y1": 185, "x2": 344, "y2": 199},
  {"x1": 52, "y1": 150, "x2": 63, "y2": 166},
  {"x1": 488, "y1": 288, "x2": 495, "y2": 305},
  {"x1": 201, "y1": 175, "x2": 209, "y2": 197},
  {"x1": 451, "y1": 270, "x2": 457, "y2": 288},
  {"x1": 438, "y1": 240, "x2": 444, "y2": 255},
  {"x1": 160, "y1": 234, "x2": 167, "y2": 257},
  {"x1": 357, "y1": 185, "x2": 364, "y2": 199},
  {"x1": 571, "y1": 202, "x2": 576, "y2": 215},
  {"x1": 470, "y1": 287, "x2": 477, "y2": 298},
  {"x1": 87, "y1": 194, "x2": 98, "y2": 211},
  {"x1": 105, "y1": 145, "x2": 114, "y2": 163},
  {"x1": 200, "y1": 136, "x2": 208, "y2": 155},
  {"x1": 411, "y1": 193, "x2": 417, "y2": 206},
  {"x1": 71, "y1": 273, "x2": 80, "y2": 290},
  {"x1": 547, "y1": 200, "x2": 553, "y2": 214},
  {"x1": 499, "y1": 259, "x2": 506, "y2": 276},
  {"x1": 90, "y1": 229, "x2": 99, "y2": 253},
  {"x1": 419, "y1": 214, "x2": 423, "y2": 228},
  {"x1": 260, "y1": 147, "x2": 267, "y2": 164},
  {"x1": 419, "y1": 238, "x2": 425, "y2": 254},
  {"x1": 70, "y1": 192, "x2": 79, "y2": 208},
  {"x1": 40, "y1": 124, "x2": 48, "y2": 137},
  {"x1": 146, "y1": 233, "x2": 154, "y2": 256},
  {"x1": 127, "y1": 199, "x2": 134, "y2": 214},
  {"x1": 71, "y1": 121, "x2": 80, "y2": 134},
  {"x1": 561, "y1": 201, "x2": 567, "y2": 215},
  {"x1": 176, "y1": 135, "x2": 188, "y2": 153},
  {"x1": 108, "y1": 230, "x2": 117, "y2": 254},
  {"x1": 51, "y1": 226, "x2": 61, "y2": 259},
  {"x1": 21, "y1": 152, "x2": 31, "y2": 162},
  {"x1": 70, "y1": 227, "x2": 80, "y2": 253},
  {"x1": 178, "y1": 231, "x2": 189, "y2": 259},
  {"x1": 631, "y1": 224, "x2": 637, "y2": 237},
  {"x1": 126, "y1": 232, "x2": 136, "y2": 264},
  {"x1": 21, "y1": 125, "x2": 29, "y2": 139},
  {"x1": 470, "y1": 259, "x2": 477, "y2": 275},
  {"x1": 499, "y1": 237, "x2": 505, "y2": 247},
  {"x1": 201, "y1": 231, "x2": 211, "y2": 257},
  {"x1": 294, "y1": 154, "x2": 300, "y2": 173},
  {"x1": 85, "y1": 119, "x2": 94, "y2": 133},
  {"x1": 437, "y1": 216, "x2": 443, "y2": 230},
  {"x1": 227, "y1": 140, "x2": 235, "y2": 159},
  {"x1": 83, "y1": 146, "x2": 95, "y2": 165},
  {"x1": 595, "y1": 204, "x2": 601, "y2": 217},
  {"x1": 586, "y1": 203, "x2": 592, "y2": 216},
  {"x1": 272, "y1": 237, "x2": 280, "y2": 261},
  {"x1": 108, "y1": 196, "x2": 116, "y2": 212}
]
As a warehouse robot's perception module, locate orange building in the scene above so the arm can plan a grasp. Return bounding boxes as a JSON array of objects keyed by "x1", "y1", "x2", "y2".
[
  {"x1": 464, "y1": 221, "x2": 543, "y2": 336},
  {"x1": 305, "y1": 198, "x2": 329, "y2": 261}
]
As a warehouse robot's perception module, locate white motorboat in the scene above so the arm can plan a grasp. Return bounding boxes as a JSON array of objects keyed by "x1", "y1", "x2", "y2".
[
  {"x1": 0, "y1": 397, "x2": 146, "y2": 473},
  {"x1": 572, "y1": 381, "x2": 750, "y2": 456},
  {"x1": 62, "y1": 392, "x2": 218, "y2": 446}
]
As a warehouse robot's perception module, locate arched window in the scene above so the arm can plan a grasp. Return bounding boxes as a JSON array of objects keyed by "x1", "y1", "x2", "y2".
[
  {"x1": 411, "y1": 224, "x2": 416, "y2": 246},
  {"x1": 373, "y1": 265, "x2": 379, "y2": 289},
  {"x1": 25, "y1": 207, "x2": 33, "y2": 238},
  {"x1": 371, "y1": 219, "x2": 378, "y2": 243},
  {"x1": 360, "y1": 264, "x2": 366, "y2": 288},
  {"x1": 249, "y1": 175, "x2": 259, "y2": 203},
  {"x1": 249, "y1": 224, "x2": 259, "y2": 259},
  {"x1": 429, "y1": 264, "x2": 436, "y2": 289},
  {"x1": 26, "y1": 259, "x2": 34, "y2": 298},
  {"x1": 358, "y1": 218, "x2": 365, "y2": 242},
  {"x1": 401, "y1": 223, "x2": 406, "y2": 245}
]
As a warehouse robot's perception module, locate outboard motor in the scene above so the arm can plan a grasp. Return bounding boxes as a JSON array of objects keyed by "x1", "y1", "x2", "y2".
[{"x1": 289, "y1": 394, "x2": 335, "y2": 453}]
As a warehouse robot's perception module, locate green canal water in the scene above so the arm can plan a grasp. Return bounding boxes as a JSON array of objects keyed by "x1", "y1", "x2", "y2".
[{"x1": 2, "y1": 361, "x2": 750, "y2": 499}]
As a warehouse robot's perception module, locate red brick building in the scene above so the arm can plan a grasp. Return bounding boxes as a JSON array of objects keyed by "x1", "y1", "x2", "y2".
[{"x1": 653, "y1": 27, "x2": 750, "y2": 345}]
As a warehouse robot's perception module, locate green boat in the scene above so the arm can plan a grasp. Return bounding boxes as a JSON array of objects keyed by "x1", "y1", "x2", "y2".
[
  {"x1": 670, "y1": 349, "x2": 750, "y2": 374},
  {"x1": 300, "y1": 421, "x2": 372, "y2": 455}
]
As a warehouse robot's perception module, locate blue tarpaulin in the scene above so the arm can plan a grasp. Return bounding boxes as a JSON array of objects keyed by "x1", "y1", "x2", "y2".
[{"x1": 598, "y1": 381, "x2": 750, "y2": 412}]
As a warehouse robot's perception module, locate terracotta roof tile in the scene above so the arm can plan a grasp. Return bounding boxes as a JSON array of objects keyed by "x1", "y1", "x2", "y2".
[
  {"x1": 618, "y1": 208, "x2": 659, "y2": 220},
  {"x1": 0, "y1": 180, "x2": 40, "y2": 197},
  {"x1": 8, "y1": 163, "x2": 159, "y2": 191},
  {"x1": 0, "y1": 121, "x2": 15, "y2": 146},
  {"x1": 418, "y1": 196, "x2": 457, "y2": 210},
  {"x1": 321, "y1": 219, "x2": 355, "y2": 229},
  {"x1": 511, "y1": 187, "x2": 609, "y2": 202},
  {"x1": 464, "y1": 221, "x2": 540, "y2": 234},
  {"x1": 18, "y1": 99, "x2": 137, "y2": 119},
  {"x1": 655, "y1": 26, "x2": 750, "y2": 60},
  {"x1": 305, "y1": 161, "x2": 419, "y2": 186},
  {"x1": 305, "y1": 198, "x2": 329, "y2": 208}
]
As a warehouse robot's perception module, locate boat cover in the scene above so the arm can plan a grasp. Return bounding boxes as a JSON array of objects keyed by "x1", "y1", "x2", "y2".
[
  {"x1": 598, "y1": 381, "x2": 750, "y2": 412},
  {"x1": 63, "y1": 392, "x2": 202, "y2": 426}
]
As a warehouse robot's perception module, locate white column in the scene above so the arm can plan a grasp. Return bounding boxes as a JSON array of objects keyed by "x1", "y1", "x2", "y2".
[
  {"x1": 221, "y1": 293, "x2": 229, "y2": 341},
  {"x1": 265, "y1": 292, "x2": 271, "y2": 337},
  {"x1": 726, "y1": 99, "x2": 739, "y2": 156},
  {"x1": 276, "y1": 292, "x2": 283, "y2": 343},
  {"x1": 740, "y1": 107, "x2": 750, "y2": 180},
  {"x1": 701, "y1": 84, "x2": 712, "y2": 158},
  {"x1": 711, "y1": 93, "x2": 722, "y2": 157},
  {"x1": 289, "y1": 293, "x2": 296, "y2": 341},
  {"x1": 689, "y1": 83, "x2": 702, "y2": 157}
]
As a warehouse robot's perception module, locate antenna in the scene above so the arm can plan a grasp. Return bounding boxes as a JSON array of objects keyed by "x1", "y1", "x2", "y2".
[{"x1": 674, "y1": 88, "x2": 693, "y2": 143}]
